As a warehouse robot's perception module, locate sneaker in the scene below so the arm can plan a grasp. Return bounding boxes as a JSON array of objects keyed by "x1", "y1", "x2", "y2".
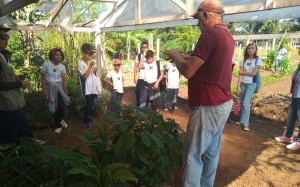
[
  {"x1": 243, "y1": 127, "x2": 250, "y2": 131},
  {"x1": 89, "y1": 121, "x2": 96, "y2": 127},
  {"x1": 275, "y1": 135, "x2": 294, "y2": 143},
  {"x1": 54, "y1": 127, "x2": 63, "y2": 134},
  {"x1": 82, "y1": 124, "x2": 90, "y2": 129},
  {"x1": 236, "y1": 122, "x2": 243, "y2": 126},
  {"x1": 286, "y1": 142, "x2": 300, "y2": 150},
  {"x1": 30, "y1": 138, "x2": 46, "y2": 145},
  {"x1": 61, "y1": 120, "x2": 68, "y2": 129}
]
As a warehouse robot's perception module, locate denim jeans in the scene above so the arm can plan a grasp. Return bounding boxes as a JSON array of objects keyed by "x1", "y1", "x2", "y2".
[
  {"x1": 182, "y1": 100, "x2": 233, "y2": 187},
  {"x1": 111, "y1": 89, "x2": 123, "y2": 113},
  {"x1": 275, "y1": 59, "x2": 281, "y2": 72},
  {"x1": 286, "y1": 97, "x2": 300, "y2": 142},
  {"x1": 84, "y1": 94, "x2": 97, "y2": 125},
  {"x1": 162, "y1": 88, "x2": 178, "y2": 112},
  {"x1": 135, "y1": 79, "x2": 144, "y2": 107},
  {"x1": 139, "y1": 83, "x2": 160, "y2": 111},
  {"x1": 239, "y1": 82, "x2": 256, "y2": 126}
]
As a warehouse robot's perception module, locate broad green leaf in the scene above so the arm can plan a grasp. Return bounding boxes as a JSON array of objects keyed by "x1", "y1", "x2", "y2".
[
  {"x1": 102, "y1": 163, "x2": 128, "y2": 174},
  {"x1": 113, "y1": 132, "x2": 136, "y2": 159},
  {"x1": 83, "y1": 130, "x2": 98, "y2": 141},
  {"x1": 140, "y1": 133, "x2": 152, "y2": 148},
  {"x1": 150, "y1": 133, "x2": 164, "y2": 148},
  {"x1": 136, "y1": 150, "x2": 149, "y2": 165},
  {"x1": 68, "y1": 166, "x2": 100, "y2": 178},
  {"x1": 112, "y1": 169, "x2": 137, "y2": 182},
  {"x1": 45, "y1": 147, "x2": 87, "y2": 160}
]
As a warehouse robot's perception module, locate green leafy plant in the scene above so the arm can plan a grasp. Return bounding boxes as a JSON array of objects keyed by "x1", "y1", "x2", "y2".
[
  {"x1": 264, "y1": 49, "x2": 277, "y2": 70},
  {"x1": 0, "y1": 138, "x2": 136, "y2": 187},
  {"x1": 99, "y1": 105, "x2": 183, "y2": 186},
  {"x1": 278, "y1": 56, "x2": 290, "y2": 75}
]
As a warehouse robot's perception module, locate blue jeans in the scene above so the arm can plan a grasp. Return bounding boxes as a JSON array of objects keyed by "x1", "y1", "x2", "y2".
[
  {"x1": 84, "y1": 94, "x2": 97, "y2": 125},
  {"x1": 139, "y1": 83, "x2": 160, "y2": 111},
  {"x1": 162, "y1": 88, "x2": 178, "y2": 112},
  {"x1": 135, "y1": 79, "x2": 144, "y2": 107},
  {"x1": 239, "y1": 82, "x2": 256, "y2": 126},
  {"x1": 111, "y1": 89, "x2": 123, "y2": 113},
  {"x1": 182, "y1": 100, "x2": 233, "y2": 187},
  {"x1": 286, "y1": 97, "x2": 300, "y2": 142},
  {"x1": 275, "y1": 59, "x2": 281, "y2": 72}
]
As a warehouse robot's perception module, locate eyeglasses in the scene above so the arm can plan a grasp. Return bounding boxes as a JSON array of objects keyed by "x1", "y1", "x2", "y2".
[
  {"x1": 114, "y1": 64, "x2": 121, "y2": 66},
  {"x1": 141, "y1": 46, "x2": 148, "y2": 49},
  {"x1": 0, "y1": 33, "x2": 9, "y2": 41}
]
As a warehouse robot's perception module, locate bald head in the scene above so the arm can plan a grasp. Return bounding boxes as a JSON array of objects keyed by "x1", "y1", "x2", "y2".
[{"x1": 190, "y1": 0, "x2": 224, "y2": 18}]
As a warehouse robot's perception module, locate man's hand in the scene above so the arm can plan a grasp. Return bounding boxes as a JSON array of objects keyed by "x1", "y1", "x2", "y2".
[
  {"x1": 93, "y1": 67, "x2": 98, "y2": 73},
  {"x1": 134, "y1": 78, "x2": 138, "y2": 85},
  {"x1": 21, "y1": 80, "x2": 29, "y2": 89},
  {"x1": 153, "y1": 82, "x2": 159, "y2": 90}
]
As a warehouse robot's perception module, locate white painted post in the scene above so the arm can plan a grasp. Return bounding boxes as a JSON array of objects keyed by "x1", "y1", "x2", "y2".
[
  {"x1": 156, "y1": 39, "x2": 160, "y2": 60},
  {"x1": 239, "y1": 44, "x2": 242, "y2": 58},
  {"x1": 137, "y1": 43, "x2": 140, "y2": 54},
  {"x1": 192, "y1": 43, "x2": 195, "y2": 51},
  {"x1": 149, "y1": 33, "x2": 153, "y2": 49},
  {"x1": 272, "y1": 38, "x2": 276, "y2": 50},
  {"x1": 265, "y1": 42, "x2": 268, "y2": 55},
  {"x1": 95, "y1": 30, "x2": 102, "y2": 77}
]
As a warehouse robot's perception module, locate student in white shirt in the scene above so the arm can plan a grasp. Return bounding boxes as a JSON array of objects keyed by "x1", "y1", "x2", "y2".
[
  {"x1": 162, "y1": 60, "x2": 180, "y2": 113},
  {"x1": 41, "y1": 48, "x2": 70, "y2": 134},
  {"x1": 78, "y1": 43, "x2": 102, "y2": 129},
  {"x1": 104, "y1": 59, "x2": 124, "y2": 113},
  {"x1": 237, "y1": 43, "x2": 263, "y2": 131},
  {"x1": 275, "y1": 44, "x2": 287, "y2": 73},
  {"x1": 138, "y1": 50, "x2": 164, "y2": 111},
  {"x1": 134, "y1": 41, "x2": 148, "y2": 107}
]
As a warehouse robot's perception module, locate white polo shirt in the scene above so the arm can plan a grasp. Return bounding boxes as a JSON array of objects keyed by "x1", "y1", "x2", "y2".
[
  {"x1": 143, "y1": 61, "x2": 163, "y2": 84},
  {"x1": 106, "y1": 70, "x2": 123, "y2": 93},
  {"x1": 166, "y1": 63, "x2": 180, "y2": 89}
]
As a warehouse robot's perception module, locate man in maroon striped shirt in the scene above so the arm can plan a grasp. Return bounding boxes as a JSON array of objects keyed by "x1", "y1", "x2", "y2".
[{"x1": 164, "y1": 0, "x2": 234, "y2": 186}]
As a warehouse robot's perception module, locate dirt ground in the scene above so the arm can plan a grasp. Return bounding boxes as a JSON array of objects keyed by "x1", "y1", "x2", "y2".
[{"x1": 31, "y1": 74, "x2": 300, "y2": 187}]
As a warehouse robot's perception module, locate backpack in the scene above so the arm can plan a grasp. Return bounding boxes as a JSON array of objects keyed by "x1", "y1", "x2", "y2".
[
  {"x1": 156, "y1": 60, "x2": 166, "y2": 91},
  {"x1": 243, "y1": 58, "x2": 260, "y2": 93}
]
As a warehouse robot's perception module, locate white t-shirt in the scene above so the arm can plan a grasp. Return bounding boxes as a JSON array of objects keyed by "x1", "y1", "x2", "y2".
[
  {"x1": 232, "y1": 56, "x2": 236, "y2": 65},
  {"x1": 78, "y1": 61, "x2": 102, "y2": 95},
  {"x1": 166, "y1": 63, "x2": 180, "y2": 89},
  {"x1": 135, "y1": 54, "x2": 146, "y2": 79},
  {"x1": 276, "y1": 47, "x2": 287, "y2": 60},
  {"x1": 143, "y1": 61, "x2": 163, "y2": 84},
  {"x1": 41, "y1": 61, "x2": 66, "y2": 83},
  {"x1": 106, "y1": 70, "x2": 123, "y2": 93},
  {"x1": 240, "y1": 58, "x2": 263, "y2": 84}
]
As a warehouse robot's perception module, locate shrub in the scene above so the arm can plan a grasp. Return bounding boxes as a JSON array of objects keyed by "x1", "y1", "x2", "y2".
[
  {"x1": 264, "y1": 49, "x2": 277, "y2": 70},
  {"x1": 100, "y1": 105, "x2": 183, "y2": 186},
  {"x1": 278, "y1": 56, "x2": 290, "y2": 75}
]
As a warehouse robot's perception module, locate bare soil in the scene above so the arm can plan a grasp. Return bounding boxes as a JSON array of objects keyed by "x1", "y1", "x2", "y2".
[{"x1": 31, "y1": 73, "x2": 300, "y2": 187}]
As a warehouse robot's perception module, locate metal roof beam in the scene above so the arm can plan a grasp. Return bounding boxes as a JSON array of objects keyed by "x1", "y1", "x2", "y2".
[
  {"x1": 0, "y1": 0, "x2": 38, "y2": 17},
  {"x1": 46, "y1": 0, "x2": 68, "y2": 27}
]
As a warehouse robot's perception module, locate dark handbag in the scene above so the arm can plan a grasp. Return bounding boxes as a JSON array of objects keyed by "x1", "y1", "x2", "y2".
[{"x1": 156, "y1": 60, "x2": 166, "y2": 91}]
